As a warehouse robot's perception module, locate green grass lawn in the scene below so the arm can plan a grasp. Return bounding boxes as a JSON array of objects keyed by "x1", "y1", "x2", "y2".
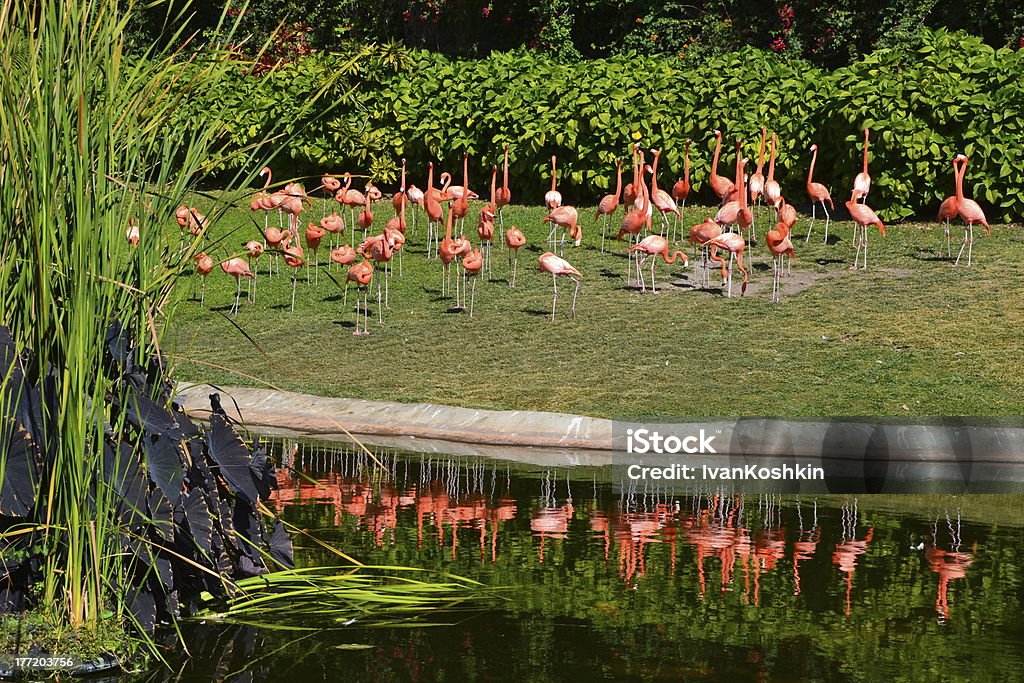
[{"x1": 165, "y1": 192, "x2": 1024, "y2": 419}]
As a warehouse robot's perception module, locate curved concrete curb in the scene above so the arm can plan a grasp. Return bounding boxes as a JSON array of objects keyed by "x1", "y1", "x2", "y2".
[{"x1": 174, "y1": 382, "x2": 613, "y2": 451}]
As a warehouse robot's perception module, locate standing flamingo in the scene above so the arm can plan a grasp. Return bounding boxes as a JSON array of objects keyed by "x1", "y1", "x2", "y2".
[
  {"x1": 220, "y1": 257, "x2": 254, "y2": 316},
  {"x1": 623, "y1": 142, "x2": 642, "y2": 207},
  {"x1": 707, "y1": 232, "x2": 748, "y2": 298},
  {"x1": 282, "y1": 243, "x2": 305, "y2": 312},
  {"x1": 709, "y1": 130, "x2": 736, "y2": 202},
  {"x1": 805, "y1": 144, "x2": 835, "y2": 243},
  {"x1": 671, "y1": 139, "x2": 691, "y2": 237},
  {"x1": 543, "y1": 205, "x2": 581, "y2": 253},
  {"x1": 477, "y1": 165, "x2": 497, "y2": 273},
  {"x1": 406, "y1": 184, "x2": 424, "y2": 235},
  {"x1": 749, "y1": 127, "x2": 767, "y2": 206},
  {"x1": 320, "y1": 212, "x2": 345, "y2": 251},
  {"x1": 495, "y1": 144, "x2": 512, "y2": 228},
  {"x1": 451, "y1": 153, "x2": 472, "y2": 232},
  {"x1": 358, "y1": 229, "x2": 394, "y2": 316},
  {"x1": 538, "y1": 252, "x2": 582, "y2": 321},
  {"x1": 505, "y1": 225, "x2": 526, "y2": 288},
  {"x1": 649, "y1": 149, "x2": 681, "y2": 233},
  {"x1": 392, "y1": 159, "x2": 407, "y2": 215},
  {"x1": 544, "y1": 155, "x2": 562, "y2": 209},
  {"x1": 461, "y1": 247, "x2": 483, "y2": 317},
  {"x1": 628, "y1": 234, "x2": 688, "y2": 294},
  {"x1": 953, "y1": 154, "x2": 990, "y2": 267},
  {"x1": 765, "y1": 217, "x2": 795, "y2": 302},
  {"x1": 305, "y1": 222, "x2": 326, "y2": 284},
  {"x1": 320, "y1": 174, "x2": 341, "y2": 218},
  {"x1": 618, "y1": 164, "x2": 652, "y2": 287},
  {"x1": 936, "y1": 156, "x2": 963, "y2": 259},
  {"x1": 596, "y1": 159, "x2": 622, "y2": 253},
  {"x1": 713, "y1": 142, "x2": 746, "y2": 232},
  {"x1": 330, "y1": 244, "x2": 356, "y2": 267},
  {"x1": 345, "y1": 260, "x2": 374, "y2": 336},
  {"x1": 194, "y1": 252, "x2": 214, "y2": 305},
  {"x1": 853, "y1": 128, "x2": 871, "y2": 202},
  {"x1": 423, "y1": 163, "x2": 444, "y2": 258},
  {"x1": 688, "y1": 217, "x2": 723, "y2": 288},
  {"x1": 764, "y1": 134, "x2": 783, "y2": 210},
  {"x1": 242, "y1": 240, "x2": 264, "y2": 302},
  {"x1": 846, "y1": 192, "x2": 886, "y2": 270}
]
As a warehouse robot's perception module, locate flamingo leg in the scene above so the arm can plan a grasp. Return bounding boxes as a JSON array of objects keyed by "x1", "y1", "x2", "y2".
[
  {"x1": 650, "y1": 256, "x2": 657, "y2": 295},
  {"x1": 199, "y1": 277, "x2": 206, "y2": 306},
  {"x1": 601, "y1": 215, "x2": 608, "y2": 254},
  {"x1": 805, "y1": 204, "x2": 816, "y2": 243},
  {"x1": 364, "y1": 289, "x2": 370, "y2": 334},
  {"x1": 377, "y1": 279, "x2": 383, "y2": 324},
  {"x1": 822, "y1": 203, "x2": 831, "y2": 243},
  {"x1": 512, "y1": 252, "x2": 519, "y2": 288},
  {"x1": 231, "y1": 278, "x2": 240, "y2": 316},
  {"x1": 470, "y1": 278, "x2": 476, "y2": 318},
  {"x1": 551, "y1": 272, "x2": 558, "y2": 321},
  {"x1": 862, "y1": 230, "x2": 869, "y2": 270},
  {"x1": 290, "y1": 271, "x2": 297, "y2": 312},
  {"x1": 571, "y1": 278, "x2": 580, "y2": 318},
  {"x1": 967, "y1": 226, "x2": 974, "y2": 266}
]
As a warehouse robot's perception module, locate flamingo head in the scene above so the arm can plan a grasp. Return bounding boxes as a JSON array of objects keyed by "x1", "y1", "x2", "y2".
[
  {"x1": 713, "y1": 129, "x2": 722, "y2": 138},
  {"x1": 809, "y1": 144, "x2": 818, "y2": 152}
]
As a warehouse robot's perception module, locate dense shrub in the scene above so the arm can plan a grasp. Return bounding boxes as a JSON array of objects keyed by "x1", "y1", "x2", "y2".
[
  {"x1": 194, "y1": 29, "x2": 1024, "y2": 222},
  {"x1": 130, "y1": 0, "x2": 1024, "y2": 67}
]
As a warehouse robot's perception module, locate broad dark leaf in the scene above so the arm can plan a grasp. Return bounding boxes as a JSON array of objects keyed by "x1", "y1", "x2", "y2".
[
  {"x1": 124, "y1": 386, "x2": 186, "y2": 440},
  {"x1": 0, "y1": 427, "x2": 40, "y2": 518},
  {"x1": 147, "y1": 487, "x2": 174, "y2": 542},
  {"x1": 206, "y1": 414, "x2": 259, "y2": 503},
  {"x1": 104, "y1": 440, "x2": 148, "y2": 528},
  {"x1": 105, "y1": 320, "x2": 133, "y2": 372},
  {"x1": 143, "y1": 435, "x2": 184, "y2": 506},
  {"x1": 269, "y1": 518, "x2": 294, "y2": 569},
  {"x1": 249, "y1": 439, "x2": 273, "y2": 500},
  {"x1": 182, "y1": 488, "x2": 214, "y2": 558}
]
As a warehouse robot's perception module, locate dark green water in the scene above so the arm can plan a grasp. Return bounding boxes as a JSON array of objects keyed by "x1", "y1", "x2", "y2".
[{"x1": 142, "y1": 444, "x2": 1024, "y2": 682}]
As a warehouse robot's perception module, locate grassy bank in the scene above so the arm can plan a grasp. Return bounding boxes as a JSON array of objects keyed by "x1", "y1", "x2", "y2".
[{"x1": 167, "y1": 194, "x2": 1023, "y2": 418}]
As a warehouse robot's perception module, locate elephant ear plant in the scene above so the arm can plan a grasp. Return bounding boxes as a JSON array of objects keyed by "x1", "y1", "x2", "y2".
[
  {"x1": 0, "y1": 0, "x2": 477, "y2": 670},
  {"x1": 0, "y1": 0, "x2": 294, "y2": 657}
]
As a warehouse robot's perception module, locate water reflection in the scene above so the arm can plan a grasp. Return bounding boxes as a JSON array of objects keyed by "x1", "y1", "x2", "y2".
[{"x1": 143, "y1": 442, "x2": 1024, "y2": 682}]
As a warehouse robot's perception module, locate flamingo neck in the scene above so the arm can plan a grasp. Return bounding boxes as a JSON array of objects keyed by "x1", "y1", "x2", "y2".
[
  {"x1": 807, "y1": 148, "x2": 818, "y2": 187},
  {"x1": 684, "y1": 144, "x2": 690, "y2": 181},
  {"x1": 550, "y1": 157, "x2": 557, "y2": 193},
  {"x1": 711, "y1": 136, "x2": 722, "y2": 177},
  {"x1": 862, "y1": 134, "x2": 869, "y2": 174},
  {"x1": 954, "y1": 159, "x2": 965, "y2": 201},
  {"x1": 490, "y1": 167, "x2": 497, "y2": 205},
  {"x1": 664, "y1": 250, "x2": 687, "y2": 264},
  {"x1": 614, "y1": 163, "x2": 622, "y2": 195},
  {"x1": 502, "y1": 148, "x2": 509, "y2": 188},
  {"x1": 768, "y1": 138, "x2": 776, "y2": 180}
]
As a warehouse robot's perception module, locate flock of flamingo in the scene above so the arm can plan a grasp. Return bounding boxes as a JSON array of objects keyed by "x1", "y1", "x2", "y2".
[{"x1": 145, "y1": 127, "x2": 992, "y2": 330}]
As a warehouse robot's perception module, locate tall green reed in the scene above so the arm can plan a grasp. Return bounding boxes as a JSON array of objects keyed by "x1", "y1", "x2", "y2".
[{"x1": 0, "y1": 0, "x2": 267, "y2": 631}]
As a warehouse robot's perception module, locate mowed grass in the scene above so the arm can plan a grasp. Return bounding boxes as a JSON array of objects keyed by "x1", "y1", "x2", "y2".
[{"x1": 165, "y1": 191, "x2": 1024, "y2": 418}]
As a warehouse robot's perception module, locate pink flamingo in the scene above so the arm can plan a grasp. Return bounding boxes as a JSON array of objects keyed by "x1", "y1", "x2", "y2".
[
  {"x1": 544, "y1": 155, "x2": 562, "y2": 209},
  {"x1": 853, "y1": 128, "x2": 871, "y2": 202},
  {"x1": 194, "y1": 252, "x2": 214, "y2": 305},
  {"x1": 764, "y1": 134, "x2": 783, "y2": 210},
  {"x1": 936, "y1": 156, "x2": 963, "y2": 259},
  {"x1": 495, "y1": 144, "x2": 512, "y2": 228},
  {"x1": 846, "y1": 192, "x2": 886, "y2": 270},
  {"x1": 709, "y1": 130, "x2": 736, "y2": 202},
  {"x1": 220, "y1": 257, "x2": 254, "y2": 316},
  {"x1": 538, "y1": 252, "x2": 582, "y2": 321},
  {"x1": 596, "y1": 158, "x2": 622, "y2": 253},
  {"x1": 953, "y1": 154, "x2": 990, "y2": 267},
  {"x1": 345, "y1": 260, "x2": 374, "y2": 335},
  {"x1": 649, "y1": 149, "x2": 682, "y2": 234},
  {"x1": 242, "y1": 240, "x2": 264, "y2": 302},
  {"x1": 543, "y1": 205, "x2": 581, "y2": 253},
  {"x1": 628, "y1": 234, "x2": 688, "y2": 294},
  {"x1": 505, "y1": 225, "x2": 526, "y2": 288},
  {"x1": 805, "y1": 144, "x2": 835, "y2": 243},
  {"x1": 671, "y1": 139, "x2": 691, "y2": 237},
  {"x1": 707, "y1": 232, "x2": 748, "y2": 298}
]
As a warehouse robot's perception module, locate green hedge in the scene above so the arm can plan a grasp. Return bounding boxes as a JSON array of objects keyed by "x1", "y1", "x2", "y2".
[{"x1": 199, "y1": 29, "x2": 1024, "y2": 222}]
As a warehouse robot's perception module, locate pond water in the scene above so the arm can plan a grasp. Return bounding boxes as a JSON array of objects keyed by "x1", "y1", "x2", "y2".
[{"x1": 141, "y1": 442, "x2": 1024, "y2": 682}]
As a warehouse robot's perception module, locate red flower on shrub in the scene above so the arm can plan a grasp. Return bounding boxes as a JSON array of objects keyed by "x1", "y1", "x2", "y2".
[
  {"x1": 770, "y1": 37, "x2": 787, "y2": 52},
  {"x1": 481, "y1": 6, "x2": 491, "y2": 18},
  {"x1": 402, "y1": 10, "x2": 412, "y2": 21}
]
